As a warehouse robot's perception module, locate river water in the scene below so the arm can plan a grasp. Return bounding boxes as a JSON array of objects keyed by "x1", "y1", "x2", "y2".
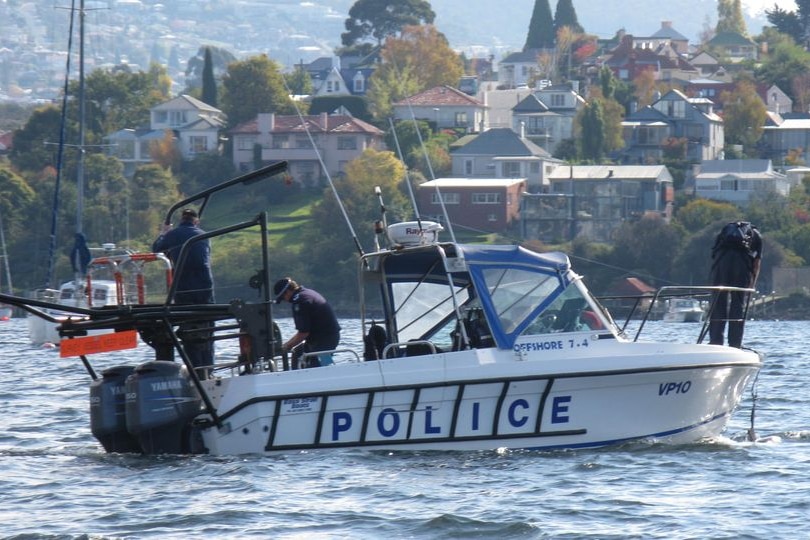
[{"x1": 0, "y1": 317, "x2": 808, "y2": 539}]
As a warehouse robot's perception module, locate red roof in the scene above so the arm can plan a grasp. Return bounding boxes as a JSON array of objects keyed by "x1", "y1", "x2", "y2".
[
  {"x1": 394, "y1": 85, "x2": 484, "y2": 107},
  {"x1": 230, "y1": 114, "x2": 383, "y2": 135}
]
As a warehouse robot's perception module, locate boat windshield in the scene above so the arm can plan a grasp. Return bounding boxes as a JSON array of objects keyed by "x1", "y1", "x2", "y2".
[
  {"x1": 391, "y1": 281, "x2": 469, "y2": 342},
  {"x1": 523, "y1": 283, "x2": 607, "y2": 335}
]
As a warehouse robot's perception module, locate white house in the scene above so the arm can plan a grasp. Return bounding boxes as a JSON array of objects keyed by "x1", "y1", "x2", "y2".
[{"x1": 694, "y1": 159, "x2": 790, "y2": 206}]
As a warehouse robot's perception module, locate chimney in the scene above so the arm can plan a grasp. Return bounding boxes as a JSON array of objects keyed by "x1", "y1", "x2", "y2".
[
  {"x1": 520, "y1": 120, "x2": 526, "y2": 139},
  {"x1": 257, "y1": 112, "x2": 274, "y2": 134},
  {"x1": 662, "y1": 21, "x2": 672, "y2": 29},
  {"x1": 320, "y1": 112, "x2": 328, "y2": 130}
]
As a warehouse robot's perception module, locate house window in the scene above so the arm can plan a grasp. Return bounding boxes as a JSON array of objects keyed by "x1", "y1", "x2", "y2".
[
  {"x1": 720, "y1": 179, "x2": 736, "y2": 191},
  {"x1": 337, "y1": 136, "x2": 357, "y2": 150},
  {"x1": 431, "y1": 192, "x2": 460, "y2": 204},
  {"x1": 465, "y1": 159, "x2": 473, "y2": 175},
  {"x1": 272, "y1": 135, "x2": 289, "y2": 149},
  {"x1": 455, "y1": 111, "x2": 468, "y2": 127},
  {"x1": 327, "y1": 81, "x2": 333, "y2": 92},
  {"x1": 153, "y1": 111, "x2": 167, "y2": 124},
  {"x1": 472, "y1": 193, "x2": 502, "y2": 204},
  {"x1": 530, "y1": 162, "x2": 540, "y2": 174},
  {"x1": 354, "y1": 77, "x2": 365, "y2": 93},
  {"x1": 189, "y1": 136, "x2": 208, "y2": 153},
  {"x1": 296, "y1": 136, "x2": 311, "y2": 149},
  {"x1": 299, "y1": 161, "x2": 316, "y2": 183},
  {"x1": 487, "y1": 214, "x2": 497, "y2": 222},
  {"x1": 116, "y1": 140, "x2": 135, "y2": 159},
  {"x1": 169, "y1": 110, "x2": 186, "y2": 126},
  {"x1": 551, "y1": 94, "x2": 565, "y2": 107},
  {"x1": 140, "y1": 140, "x2": 151, "y2": 159},
  {"x1": 237, "y1": 136, "x2": 256, "y2": 150},
  {"x1": 502, "y1": 162, "x2": 521, "y2": 177}
]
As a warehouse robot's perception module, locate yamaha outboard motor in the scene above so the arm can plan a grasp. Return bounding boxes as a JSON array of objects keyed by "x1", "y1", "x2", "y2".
[
  {"x1": 125, "y1": 361, "x2": 202, "y2": 454},
  {"x1": 90, "y1": 365, "x2": 142, "y2": 453}
]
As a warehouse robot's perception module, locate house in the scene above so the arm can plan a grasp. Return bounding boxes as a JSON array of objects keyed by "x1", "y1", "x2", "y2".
[
  {"x1": 511, "y1": 82, "x2": 586, "y2": 154},
  {"x1": 706, "y1": 32, "x2": 758, "y2": 63},
  {"x1": 520, "y1": 164, "x2": 674, "y2": 243},
  {"x1": 416, "y1": 178, "x2": 526, "y2": 233},
  {"x1": 479, "y1": 85, "x2": 534, "y2": 129},
  {"x1": 761, "y1": 114, "x2": 810, "y2": 164},
  {"x1": 603, "y1": 34, "x2": 699, "y2": 82},
  {"x1": 392, "y1": 85, "x2": 486, "y2": 133},
  {"x1": 496, "y1": 48, "x2": 550, "y2": 89},
  {"x1": 648, "y1": 21, "x2": 689, "y2": 56},
  {"x1": 229, "y1": 112, "x2": 385, "y2": 186},
  {"x1": 303, "y1": 56, "x2": 375, "y2": 97},
  {"x1": 693, "y1": 159, "x2": 790, "y2": 206},
  {"x1": 104, "y1": 94, "x2": 226, "y2": 177},
  {"x1": 449, "y1": 127, "x2": 561, "y2": 192},
  {"x1": 621, "y1": 89, "x2": 724, "y2": 163},
  {"x1": 685, "y1": 79, "x2": 792, "y2": 114}
]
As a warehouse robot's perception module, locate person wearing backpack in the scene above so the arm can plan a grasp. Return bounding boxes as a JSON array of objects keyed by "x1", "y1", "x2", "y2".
[{"x1": 708, "y1": 221, "x2": 762, "y2": 347}]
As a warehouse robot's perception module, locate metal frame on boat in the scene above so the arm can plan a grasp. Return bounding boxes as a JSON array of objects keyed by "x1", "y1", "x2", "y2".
[{"x1": 0, "y1": 162, "x2": 762, "y2": 455}]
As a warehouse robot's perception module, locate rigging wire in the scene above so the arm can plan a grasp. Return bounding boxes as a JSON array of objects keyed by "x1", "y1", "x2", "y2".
[
  {"x1": 386, "y1": 116, "x2": 422, "y2": 226},
  {"x1": 281, "y1": 79, "x2": 365, "y2": 260}
]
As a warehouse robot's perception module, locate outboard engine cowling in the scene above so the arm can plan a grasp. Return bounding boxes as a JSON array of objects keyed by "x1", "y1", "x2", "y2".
[
  {"x1": 125, "y1": 361, "x2": 202, "y2": 454},
  {"x1": 90, "y1": 365, "x2": 142, "y2": 453}
]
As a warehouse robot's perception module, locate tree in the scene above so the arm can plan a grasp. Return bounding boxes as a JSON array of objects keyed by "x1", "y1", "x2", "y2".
[
  {"x1": 578, "y1": 100, "x2": 606, "y2": 161},
  {"x1": 553, "y1": 0, "x2": 583, "y2": 34},
  {"x1": 366, "y1": 25, "x2": 463, "y2": 120},
  {"x1": 185, "y1": 46, "x2": 237, "y2": 90},
  {"x1": 82, "y1": 153, "x2": 129, "y2": 245},
  {"x1": 611, "y1": 215, "x2": 685, "y2": 286},
  {"x1": 716, "y1": 0, "x2": 747, "y2": 35},
  {"x1": 201, "y1": 47, "x2": 217, "y2": 107},
  {"x1": 720, "y1": 79, "x2": 767, "y2": 154},
  {"x1": 673, "y1": 199, "x2": 740, "y2": 234},
  {"x1": 80, "y1": 64, "x2": 171, "y2": 139},
  {"x1": 129, "y1": 164, "x2": 180, "y2": 241},
  {"x1": 283, "y1": 64, "x2": 314, "y2": 96},
  {"x1": 341, "y1": 0, "x2": 435, "y2": 48},
  {"x1": 221, "y1": 55, "x2": 296, "y2": 128},
  {"x1": 766, "y1": 0, "x2": 810, "y2": 47},
  {"x1": 523, "y1": 0, "x2": 555, "y2": 50},
  {"x1": 304, "y1": 148, "x2": 410, "y2": 304},
  {"x1": 149, "y1": 130, "x2": 183, "y2": 172},
  {"x1": 755, "y1": 41, "x2": 810, "y2": 105},
  {"x1": 8, "y1": 105, "x2": 62, "y2": 172}
]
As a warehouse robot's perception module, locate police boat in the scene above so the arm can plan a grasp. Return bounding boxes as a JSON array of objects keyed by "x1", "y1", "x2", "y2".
[{"x1": 1, "y1": 162, "x2": 762, "y2": 455}]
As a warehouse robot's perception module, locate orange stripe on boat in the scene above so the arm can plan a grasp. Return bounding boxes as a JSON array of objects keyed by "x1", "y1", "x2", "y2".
[{"x1": 60, "y1": 330, "x2": 138, "y2": 357}]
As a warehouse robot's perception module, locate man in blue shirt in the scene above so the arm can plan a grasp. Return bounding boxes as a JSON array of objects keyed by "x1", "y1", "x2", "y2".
[
  {"x1": 274, "y1": 277, "x2": 340, "y2": 368},
  {"x1": 152, "y1": 208, "x2": 214, "y2": 375}
]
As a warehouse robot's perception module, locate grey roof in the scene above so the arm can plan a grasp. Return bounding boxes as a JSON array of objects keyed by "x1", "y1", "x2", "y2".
[
  {"x1": 698, "y1": 160, "x2": 772, "y2": 174},
  {"x1": 548, "y1": 164, "x2": 672, "y2": 181},
  {"x1": 452, "y1": 127, "x2": 551, "y2": 157},
  {"x1": 650, "y1": 24, "x2": 688, "y2": 41},
  {"x1": 513, "y1": 94, "x2": 549, "y2": 113}
]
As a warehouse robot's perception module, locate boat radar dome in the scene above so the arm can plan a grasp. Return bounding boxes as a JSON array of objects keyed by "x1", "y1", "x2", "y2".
[{"x1": 387, "y1": 221, "x2": 443, "y2": 246}]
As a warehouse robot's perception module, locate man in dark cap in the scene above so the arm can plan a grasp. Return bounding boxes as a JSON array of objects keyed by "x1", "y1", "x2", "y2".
[
  {"x1": 152, "y1": 208, "x2": 215, "y2": 375},
  {"x1": 274, "y1": 277, "x2": 340, "y2": 368}
]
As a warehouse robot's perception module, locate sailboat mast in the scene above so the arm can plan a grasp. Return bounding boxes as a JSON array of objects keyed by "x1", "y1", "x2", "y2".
[
  {"x1": 76, "y1": 0, "x2": 85, "y2": 237},
  {"x1": 0, "y1": 209, "x2": 12, "y2": 295}
]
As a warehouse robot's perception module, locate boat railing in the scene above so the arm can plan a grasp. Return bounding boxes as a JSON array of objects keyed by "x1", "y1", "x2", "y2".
[
  {"x1": 382, "y1": 340, "x2": 438, "y2": 359},
  {"x1": 597, "y1": 285, "x2": 756, "y2": 343}
]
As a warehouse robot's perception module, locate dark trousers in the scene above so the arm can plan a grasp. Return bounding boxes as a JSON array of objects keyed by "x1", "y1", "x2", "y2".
[
  {"x1": 176, "y1": 290, "x2": 215, "y2": 377},
  {"x1": 709, "y1": 289, "x2": 746, "y2": 347}
]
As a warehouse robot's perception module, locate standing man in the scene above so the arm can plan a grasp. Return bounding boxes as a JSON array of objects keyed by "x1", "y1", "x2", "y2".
[
  {"x1": 273, "y1": 277, "x2": 340, "y2": 368},
  {"x1": 709, "y1": 221, "x2": 762, "y2": 348},
  {"x1": 152, "y1": 208, "x2": 215, "y2": 375}
]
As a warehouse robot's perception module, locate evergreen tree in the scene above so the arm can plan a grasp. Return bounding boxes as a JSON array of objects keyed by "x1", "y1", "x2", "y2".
[
  {"x1": 579, "y1": 100, "x2": 605, "y2": 161},
  {"x1": 553, "y1": 0, "x2": 583, "y2": 34},
  {"x1": 201, "y1": 48, "x2": 218, "y2": 107},
  {"x1": 524, "y1": 0, "x2": 555, "y2": 49}
]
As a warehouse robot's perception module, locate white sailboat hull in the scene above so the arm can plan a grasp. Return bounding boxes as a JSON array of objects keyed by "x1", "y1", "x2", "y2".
[{"x1": 198, "y1": 337, "x2": 759, "y2": 455}]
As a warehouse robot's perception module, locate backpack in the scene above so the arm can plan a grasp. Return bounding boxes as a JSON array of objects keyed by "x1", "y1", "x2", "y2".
[{"x1": 713, "y1": 221, "x2": 754, "y2": 257}]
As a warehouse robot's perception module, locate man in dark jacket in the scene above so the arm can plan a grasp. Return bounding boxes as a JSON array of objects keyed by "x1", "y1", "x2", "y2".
[
  {"x1": 274, "y1": 277, "x2": 340, "y2": 368},
  {"x1": 709, "y1": 221, "x2": 762, "y2": 348},
  {"x1": 152, "y1": 208, "x2": 214, "y2": 375}
]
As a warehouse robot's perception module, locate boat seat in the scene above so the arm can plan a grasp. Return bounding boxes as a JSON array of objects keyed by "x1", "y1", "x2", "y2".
[{"x1": 363, "y1": 323, "x2": 387, "y2": 361}]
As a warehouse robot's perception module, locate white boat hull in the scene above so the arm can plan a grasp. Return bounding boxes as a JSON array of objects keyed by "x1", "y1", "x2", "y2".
[{"x1": 198, "y1": 338, "x2": 759, "y2": 455}]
